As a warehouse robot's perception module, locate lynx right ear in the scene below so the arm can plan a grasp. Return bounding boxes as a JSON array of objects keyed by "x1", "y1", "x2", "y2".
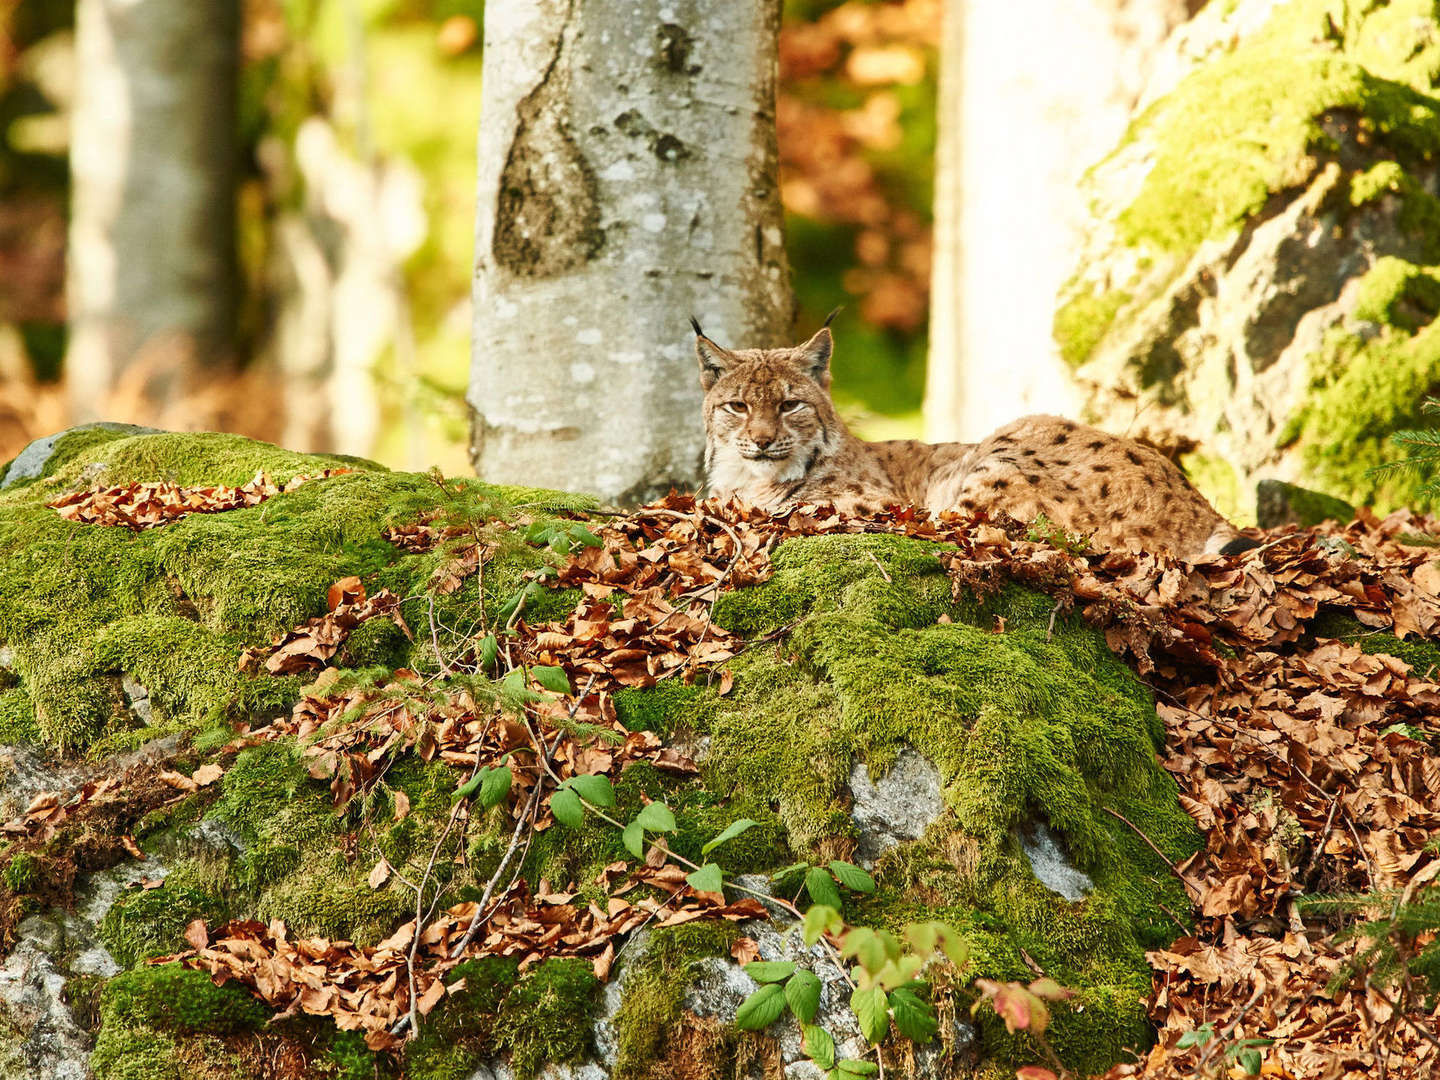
[
  {"x1": 798, "y1": 325, "x2": 834, "y2": 389},
  {"x1": 692, "y1": 317, "x2": 735, "y2": 390}
]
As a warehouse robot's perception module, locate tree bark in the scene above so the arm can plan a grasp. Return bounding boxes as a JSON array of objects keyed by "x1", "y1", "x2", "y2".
[
  {"x1": 924, "y1": 0, "x2": 1192, "y2": 442},
  {"x1": 468, "y1": 0, "x2": 793, "y2": 505},
  {"x1": 66, "y1": 0, "x2": 240, "y2": 424}
]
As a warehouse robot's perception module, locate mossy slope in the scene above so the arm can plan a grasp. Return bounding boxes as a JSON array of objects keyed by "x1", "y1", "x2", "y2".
[
  {"x1": 0, "y1": 431, "x2": 1200, "y2": 1078},
  {"x1": 1056, "y1": 0, "x2": 1440, "y2": 512}
]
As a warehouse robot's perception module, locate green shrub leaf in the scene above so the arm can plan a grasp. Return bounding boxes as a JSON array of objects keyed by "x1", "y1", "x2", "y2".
[
  {"x1": 802, "y1": 904, "x2": 842, "y2": 946},
  {"x1": 550, "y1": 788, "x2": 584, "y2": 828},
  {"x1": 565, "y1": 774, "x2": 615, "y2": 807},
  {"x1": 742, "y1": 960, "x2": 795, "y2": 984},
  {"x1": 803, "y1": 1024, "x2": 835, "y2": 1069},
  {"x1": 889, "y1": 987, "x2": 938, "y2": 1043},
  {"x1": 477, "y1": 765, "x2": 512, "y2": 809},
  {"x1": 828, "y1": 860, "x2": 875, "y2": 893},
  {"x1": 531, "y1": 665, "x2": 571, "y2": 694},
  {"x1": 635, "y1": 801, "x2": 676, "y2": 833},
  {"x1": 686, "y1": 863, "x2": 724, "y2": 893},
  {"x1": 805, "y1": 867, "x2": 843, "y2": 912},
  {"x1": 622, "y1": 819, "x2": 645, "y2": 858},
  {"x1": 850, "y1": 985, "x2": 889, "y2": 1044},
  {"x1": 734, "y1": 983, "x2": 786, "y2": 1030},
  {"x1": 702, "y1": 817, "x2": 758, "y2": 855},
  {"x1": 786, "y1": 969, "x2": 822, "y2": 1023}
]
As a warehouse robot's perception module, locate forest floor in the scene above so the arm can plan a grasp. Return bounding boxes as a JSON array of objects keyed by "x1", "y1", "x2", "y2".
[{"x1": 8, "y1": 471, "x2": 1440, "y2": 1079}]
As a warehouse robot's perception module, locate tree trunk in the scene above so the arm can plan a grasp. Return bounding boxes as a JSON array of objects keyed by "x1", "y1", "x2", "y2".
[
  {"x1": 924, "y1": 0, "x2": 1192, "y2": 442},
  {"x1": 468, "y1": 0, "x2": 793, "y2": 505},
  {"x1": 66, "y1": 0, "x2": 240, "y2": 424}
]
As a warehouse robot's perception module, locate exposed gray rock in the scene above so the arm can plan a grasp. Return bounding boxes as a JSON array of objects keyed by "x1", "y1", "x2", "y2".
[
  {"x1": 685, "y1": 922, "x2": 867, "y2": 1065},
  {"x1": 0, "y1": 916, "x2": 93, "y2": 1080},
  {"x1": 847, "y1": 747, "x2": 945, "y2": 867},
  {"x1": 0, "y1": 423, "x2": 159, "y2": 489},
  {"x1": 1020, "y1": 823, "x2": 1094, "y2": 901},
  {"x1": 0, "y1": 746, "x2": 85, "y2": 823},
  {"x1": 1256, "y1": 480, "x2": 1356, "y2": 530},
  {"x1": 121, "y1": 676, "x2": 153, "y2": 726}
]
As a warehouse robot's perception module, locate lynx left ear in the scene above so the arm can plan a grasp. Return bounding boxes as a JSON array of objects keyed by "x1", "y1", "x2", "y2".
[
  {"x1": 692, "y1": 317, "x2": 734, "y2": 391},
  {"x1": 799, "y1": 325, "x2": 834, "y2": 388}
]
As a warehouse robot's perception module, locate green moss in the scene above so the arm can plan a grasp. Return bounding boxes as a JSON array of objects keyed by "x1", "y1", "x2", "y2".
[
  {"x1": 1053, "y1": 290, "x2": 1131, "y2": 368},
  {"x1": 702, "y1": 533, "x2": 1200, "y2": 1072},
  {"x1": 2, "y1": 852, "x2": 38, "y2": 893},
  {"x1": 207, "y1": 741, "x2": 419, "y2": 945},
  {"x1": 1313, "y1": 609, "x2": 1440, "y2": 679},
  {"x1": 1289, "y1": 322, "x2": 1440, "y2": 507},
  {"x1": 611, "y1": 922, "x2": 738, "y2": 1080},
  {"x1": 99, "y1": 879, "x2": 229, "y2": 969},
  {"x1": 91, "y1": 966, "x2": 262, "y2": 1080},
  {"x1": 0, "y1": 431, "x2": 601, "y2": 750},
  {"x1": 613, "y1": 681, "x2": 707, "y2": 735},
  {"x1": 0, "y1": 686, "x2": 42, "y2": 743},
  {"x1": 1354, "y1": 255, "x2": 1440, "y2": 331},
  {"x1": 404, "y1": 956, "x2": 521, "y2": 1080},
  {"x1": 489, "y1": 958, "x2": 602, "y2": 1079},
  {"x1": 1116, "y1": 0, "x2": 1440, "y2": 252},
  {"x1": 1350, "y1": 161, "x2": 1440, "y2": 266},
  {"x1": 101, "y1": 965, "x2": 268, "y2": 1034}
]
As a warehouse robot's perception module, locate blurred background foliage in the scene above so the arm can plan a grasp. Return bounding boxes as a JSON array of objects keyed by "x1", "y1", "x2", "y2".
[{"x1": 0, "y1": 0, "x2": 938, "y2": 467}]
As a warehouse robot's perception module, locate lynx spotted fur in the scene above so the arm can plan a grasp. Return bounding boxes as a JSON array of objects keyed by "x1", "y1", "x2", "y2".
[{"x1": 695, "y1": 320, "x2": 1253, "y2": 560}]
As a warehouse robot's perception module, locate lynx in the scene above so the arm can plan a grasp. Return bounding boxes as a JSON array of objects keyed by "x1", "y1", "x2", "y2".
[{"x1": 694, "y1": 317, "x2": 1255, "y2": 560}]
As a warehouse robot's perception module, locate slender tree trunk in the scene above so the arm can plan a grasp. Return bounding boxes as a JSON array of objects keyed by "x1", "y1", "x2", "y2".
[
  {"x1": 924, "y1": 0, "x2": 1191, "y2": 442},
  {"x1": 66, "y1": 0, "x2": 240, "y2": 424},
  {"x1": 469, "y1": 0, "x2": 793, "y2": 505}
]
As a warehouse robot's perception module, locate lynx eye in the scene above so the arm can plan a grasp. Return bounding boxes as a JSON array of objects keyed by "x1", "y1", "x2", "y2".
[
  {"x1": 780, "y1": 399, "x2": 807, "y2": 414},
  {"x1": 722, "y1": 401, "x2": 748, "y2": 414}
]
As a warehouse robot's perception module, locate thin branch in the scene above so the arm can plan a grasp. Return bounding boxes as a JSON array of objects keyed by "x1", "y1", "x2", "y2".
[{"x1": 1101, "y1": 805, "x2": 1202, "y2": 901}]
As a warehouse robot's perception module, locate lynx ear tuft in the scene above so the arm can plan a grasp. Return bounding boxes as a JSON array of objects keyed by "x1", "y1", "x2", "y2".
[
  {"x1": 799, "y1": 325, "x2": 833, "y2": 387},
  {"x1": 694, "y1": 327, "x2": 733, "y2": 391},
  {"x1": 822, "y1": 306, "x2": 842, "y2": 329}
]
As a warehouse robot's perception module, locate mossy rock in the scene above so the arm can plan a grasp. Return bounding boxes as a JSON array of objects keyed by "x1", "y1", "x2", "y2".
[
  {"x1": 0, "y1": 430, "x2": 1204, "y2": 1078},
  {"x1": 1057, "y1": 0, "x2": 1440, "y2": 517}
]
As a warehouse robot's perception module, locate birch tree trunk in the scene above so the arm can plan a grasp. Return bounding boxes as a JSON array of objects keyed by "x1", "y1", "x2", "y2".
[
  {"x1": 468, "y1": 0, "x2": 793, "y2": 505},
  {"x1": 66, "y1": 0, "x2": 240, "y2": 424},
  {"x1": 924, "y1": 0, "x2": 1191, "y2": 442}
]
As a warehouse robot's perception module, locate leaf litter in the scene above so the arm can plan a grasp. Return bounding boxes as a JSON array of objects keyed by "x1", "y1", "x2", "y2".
[{"x1": 36, "y1": 488, "x2": 1440, "y2": 1072}]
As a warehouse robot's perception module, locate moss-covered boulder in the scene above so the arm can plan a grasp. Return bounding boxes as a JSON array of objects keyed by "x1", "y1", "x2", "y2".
[
  {"x1": 0, "y1": 428, "x2": 1201, "y2": 1079},
  {"x1": 1056, "y1": 0, "x2": 1440, "y2": 519}
]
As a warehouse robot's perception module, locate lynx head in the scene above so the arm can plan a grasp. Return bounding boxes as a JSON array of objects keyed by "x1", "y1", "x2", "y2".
[{"x1": 693, "y1": 314, "x2": 844, "y2": 495}]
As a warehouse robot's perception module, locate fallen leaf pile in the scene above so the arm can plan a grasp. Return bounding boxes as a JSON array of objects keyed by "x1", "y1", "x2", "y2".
[
  {"x1": 169, "y1": 864, "x2": 766, "y2": 1050},
  {"x1": 56, "y1": 482, "x2": 1435, "y2": 1073},
  {"x1": 284, "y1": 676, "x2": 697, "y2": 816},
  {"x1": 47, "y1": 468, "x2": 351, "y2": 529},
  {"x1": 238, "y1": 576, "x2": 412, "y2": 675}
]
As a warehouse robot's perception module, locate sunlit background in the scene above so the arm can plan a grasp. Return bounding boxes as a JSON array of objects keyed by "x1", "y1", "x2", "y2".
[{"x1": 0, "y1": 0, "x2": 941, "y2": 469}]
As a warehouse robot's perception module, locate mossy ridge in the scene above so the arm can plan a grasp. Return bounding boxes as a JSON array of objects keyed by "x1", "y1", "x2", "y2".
[
  {"x1": 90, "y1": 965, "x2": 268, "y2": 1080},
  {"x1": 0, "y1": 430, "x2": 587, "y2": 751},
  {"x1": 1284, "y1": 319, "x2": 1440, "y2": 507},
  {"x1": 1053, "y1": 289, "x2": 1132, "y2": 369},
  {"x1": 609, "y1": 922, "x2": 739, "y2": 1080},
  {"x1": 1116, "y1": 0, "x2": 1440, "y2": 254},
  {"x1": 698, "y1": 532, "x2": 1199, "y2": 1071}
]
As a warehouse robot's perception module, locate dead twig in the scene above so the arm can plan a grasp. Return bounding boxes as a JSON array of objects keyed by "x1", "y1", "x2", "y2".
[{"x1": 1100, "y1": 805, "x2": 1202, "y2": 902}]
